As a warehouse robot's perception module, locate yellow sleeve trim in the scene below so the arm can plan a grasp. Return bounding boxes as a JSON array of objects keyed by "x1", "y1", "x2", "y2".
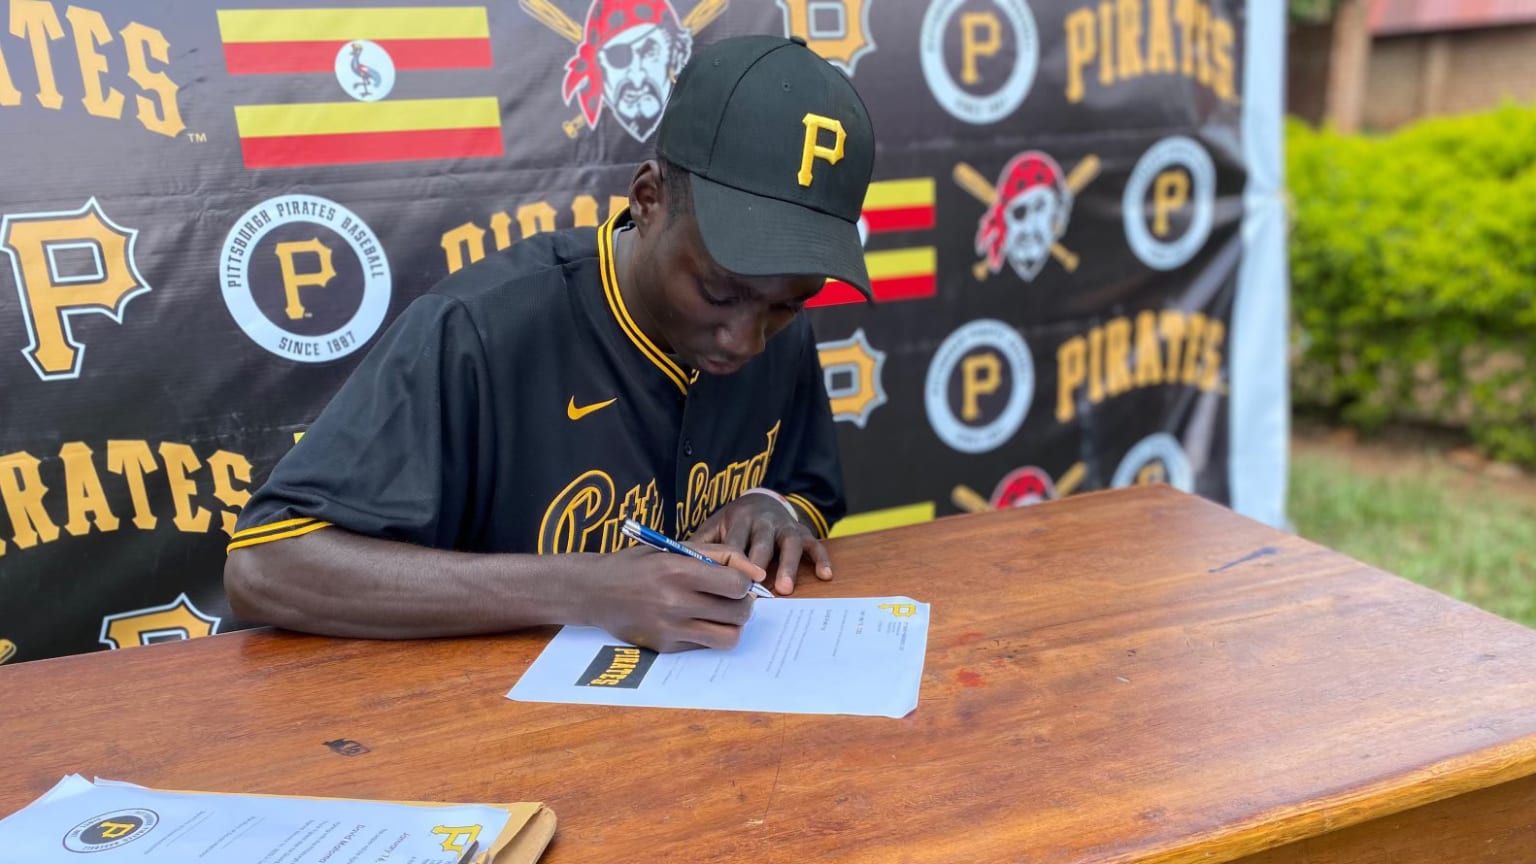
[
  {"x1": 226, "y1": 520, "x2": 333, "y2": 554},
  {"x1": 784, "y1": 493, "x2": 831, "y2": 539},
  {"x1": 230, "y1": 516, "x2": 316, "y2": 539}
]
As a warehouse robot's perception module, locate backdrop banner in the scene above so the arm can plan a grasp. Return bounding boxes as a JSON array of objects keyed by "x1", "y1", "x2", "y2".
[{"x1": 0, "y1": 0, "x2": 1286, "y2": 662}]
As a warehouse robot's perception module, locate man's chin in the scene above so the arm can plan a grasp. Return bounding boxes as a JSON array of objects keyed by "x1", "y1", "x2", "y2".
[{"x1": 693, "y1": 354, "x2": 749, "y2": 377}]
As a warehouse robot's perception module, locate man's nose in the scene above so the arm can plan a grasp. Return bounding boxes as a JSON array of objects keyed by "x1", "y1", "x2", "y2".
[{"x1": 717, "y1": 312, "x2": 766, "y2": 359}]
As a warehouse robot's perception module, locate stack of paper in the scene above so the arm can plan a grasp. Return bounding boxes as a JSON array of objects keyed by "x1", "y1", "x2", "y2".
[
  {"x1": 509, "y1": 596, "x2": 931, "y2": 718},
  {"x1": 0, "y1": 775, "x2": 555, "y2": 863}
]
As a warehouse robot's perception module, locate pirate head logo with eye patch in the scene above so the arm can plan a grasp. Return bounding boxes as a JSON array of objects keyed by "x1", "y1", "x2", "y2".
[
  {"x1": 523, "y1": 0, "x2": 729, "y2": 141},
  {"x1": 953, "y1": 151, "x2": 1100, "y2": 284}
]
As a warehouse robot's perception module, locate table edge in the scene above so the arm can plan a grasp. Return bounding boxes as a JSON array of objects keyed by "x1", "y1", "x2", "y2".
[{"x1": 1112, "y1": 732, "x2": 1536, "y2": 864}]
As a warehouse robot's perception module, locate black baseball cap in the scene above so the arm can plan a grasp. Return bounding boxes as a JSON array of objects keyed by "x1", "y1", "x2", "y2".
[{"x1": 658, "y1": 35, "x2": 875, "y2": 299}]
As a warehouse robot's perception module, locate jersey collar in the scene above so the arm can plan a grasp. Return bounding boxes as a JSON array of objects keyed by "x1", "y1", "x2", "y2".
[{"x1": 599, "y1": 210, "x2": 694, "y2": 395}]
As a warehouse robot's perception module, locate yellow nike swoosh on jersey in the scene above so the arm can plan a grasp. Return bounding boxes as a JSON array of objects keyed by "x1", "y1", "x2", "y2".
[{"x1": 567, "y1": 396, "x2": 618, "y2": 420}]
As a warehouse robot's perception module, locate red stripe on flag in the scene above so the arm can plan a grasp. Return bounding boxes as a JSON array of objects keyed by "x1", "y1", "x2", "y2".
[
  {"x1": 807, "y1": 274, "x2": 936, "y2": 308},
  {"x1": 870, "y1": 274, "x2": 938, "y2": 301},
  {"x1": 863, "y1": 205, "x2": 935, "y2": 233},
  {"x1": 224, "y1": 38, "x2": 492, "y2": 75},
  {"x1": 368, "y1": 38, "x2": 492, "y2": 69},
  {"x1": 240, "y1": 126, "x2": 503, "y2": 168}
]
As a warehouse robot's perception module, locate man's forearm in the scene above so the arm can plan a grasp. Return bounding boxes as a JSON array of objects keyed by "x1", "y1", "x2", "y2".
[{"x1": 224, "y1": 527, "x2": 598, "y2": 640}]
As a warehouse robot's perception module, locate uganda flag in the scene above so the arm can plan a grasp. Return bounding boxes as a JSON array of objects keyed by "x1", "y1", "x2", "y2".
[
  {"x1": 217, "y1": 7, "x2": 492, "y2": 73},
  {"x1": 811, "y1": 178, "x2": 937, "y2": 308},
  {"x1": 217, "y1": 7, "x2": 502, "y2": 168}
]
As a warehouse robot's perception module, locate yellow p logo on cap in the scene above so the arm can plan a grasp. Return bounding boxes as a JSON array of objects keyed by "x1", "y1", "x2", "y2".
[{"x1": 798, "y1": 113, "x2": 846, "y2": 187}]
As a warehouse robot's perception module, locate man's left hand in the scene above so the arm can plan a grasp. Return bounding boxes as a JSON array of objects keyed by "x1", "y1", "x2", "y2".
[{"x1": 690, "y1": 493, "x2": 833, "y2": 595}]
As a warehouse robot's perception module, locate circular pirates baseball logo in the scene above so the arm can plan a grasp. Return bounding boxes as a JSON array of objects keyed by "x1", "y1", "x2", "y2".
[
  {"x1": 1122, "y1": 136, "x2": 1215, "y2": 271},
  {"x1": 334, "y1": 40, "x2": 396, "y2": 102},
  {"x1": 63, "y1": 809, "x2": 159, "y2": 852},
  {"x1": 991, "y1": 465, "x2": 1055, "y2": 507},
  {"x1": 1112, "y1": 433, "x2": 1194, "y2": 493},
  {"x1": 920, "y1": 0, "x2": 1038, "y2": 124},
  {"x1": 925, "y1": 319, "x2": 1034, "y2": 454},
  {"x1": 220, "y1": 195, "x2": 391, "y2": 363}
]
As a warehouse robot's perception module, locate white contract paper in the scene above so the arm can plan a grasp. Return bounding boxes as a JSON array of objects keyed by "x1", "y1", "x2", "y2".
[
  {"x1": 507, "y1": 596, "x2": 929, "y2": 718},
  {"x1": 0, "y1": 775, "x2": 510, "y2": 863}
]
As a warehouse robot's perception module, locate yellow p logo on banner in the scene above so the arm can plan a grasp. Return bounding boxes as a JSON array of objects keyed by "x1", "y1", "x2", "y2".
[
  {"x1": 274, "y1": 237, "x2": 337, "y2": 321},
  {"x1": 0, "y1": 199, "x2": 149, "y2": 381},
  {"x1": 1152, "y1": 169, "x2": 1190, "y2": 238},
  {"x1": 960, "y1": 12, "x2": 1001, "y2": 84},
  {"x1": 960, "y1": 352, "x2": 1002, "y2": 421}
]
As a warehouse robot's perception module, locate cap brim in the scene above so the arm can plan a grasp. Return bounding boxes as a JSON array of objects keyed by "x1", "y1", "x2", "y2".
[{"x1": 690, "y1": 174, "x2": 872, "y2": 301}]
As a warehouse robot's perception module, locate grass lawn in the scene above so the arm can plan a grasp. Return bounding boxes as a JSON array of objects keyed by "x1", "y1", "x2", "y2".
[{"x1": 1289, "y1": 434, "x2": 1536, "y2": 630}]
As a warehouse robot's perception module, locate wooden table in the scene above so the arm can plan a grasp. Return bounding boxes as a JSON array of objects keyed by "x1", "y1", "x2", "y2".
[{"x1": 4, "y1": 486, "x2": 1536, "y2": 862}]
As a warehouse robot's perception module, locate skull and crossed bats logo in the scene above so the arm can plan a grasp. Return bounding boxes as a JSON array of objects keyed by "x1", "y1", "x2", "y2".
[
  {"x1": 953, "y1": 152, "x2": 1100, "y2": 283},
  {"x1": 519, "y1": 0, "x2": 729, "y2": 141}
]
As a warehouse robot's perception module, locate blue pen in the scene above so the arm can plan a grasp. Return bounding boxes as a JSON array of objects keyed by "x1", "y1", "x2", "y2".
[{"x1": 620, "y1": 518, "x2": 774, "y2": 598}]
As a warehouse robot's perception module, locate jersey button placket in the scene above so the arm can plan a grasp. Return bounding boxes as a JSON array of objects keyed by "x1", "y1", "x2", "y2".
[{"x1": 682, "y1": 438, "x2": 694, "y2": 458}]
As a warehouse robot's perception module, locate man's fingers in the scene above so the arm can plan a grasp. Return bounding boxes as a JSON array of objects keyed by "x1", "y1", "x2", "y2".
[
  {"x1": 774, "y1": 532, "x2": 803, "y2": 595},
  {"x1": 724, "y1": 517, "x2": 752, "y2": 554},
  {"x1": 678, "y1": 620, "x2": 745, "y2": 651},
  {"x1": 690, "y1": 593, "x2": 755, "y2": 627},
  {"x1": 692, "y1": 544, "x2": 767, "y2": 589},
  {"x1": 806, "y1": 536, "x2": 834, "y2": 581},
  {"x1": 747, "y1": 520, "x2": 776, "y2": 570},
  {"x1": 689, "y1": 517, "x2": 724, "y2": 545}
]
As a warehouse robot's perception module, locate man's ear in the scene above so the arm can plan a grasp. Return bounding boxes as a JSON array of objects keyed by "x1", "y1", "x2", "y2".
[{"x1": 629, "y1": 160, "x2": 664, "y2": 234}]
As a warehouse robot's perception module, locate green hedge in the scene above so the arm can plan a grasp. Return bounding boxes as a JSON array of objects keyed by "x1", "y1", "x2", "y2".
[{"x1": 1288, "y1": 106, "x2": 1536, "y2": 465}]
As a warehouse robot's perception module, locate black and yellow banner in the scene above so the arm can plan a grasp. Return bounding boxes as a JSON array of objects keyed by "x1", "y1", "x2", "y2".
[{"x1": 0, "y1": 0, "x2": 1287, "y2": 661}]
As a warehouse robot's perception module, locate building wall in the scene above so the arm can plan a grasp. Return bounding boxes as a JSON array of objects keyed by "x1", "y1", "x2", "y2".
[
  {"x1": 1362, "y1": 35, "x2": 1429, "y2": 129},
  {"x1": 1287, "y1": 23, "x2": 1335, "y2": 126},
  {"x1": 1287, "y1": 23, "x2": 1536, "y2": 130}
]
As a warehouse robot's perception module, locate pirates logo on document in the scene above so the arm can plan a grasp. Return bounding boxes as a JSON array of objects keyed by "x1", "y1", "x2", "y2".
[
  {"x1": 778, "y1": 0, "x2": 876, "y2": 75},
  {"x1": 523, "y1": 0, "x2": 731, "y2": 141},
  {"x1": 578, "y1": 644, "x2": 659, "y2": 688},
  {"x1": 64, "y1": 810, "x2": 160, "y2": 852}
]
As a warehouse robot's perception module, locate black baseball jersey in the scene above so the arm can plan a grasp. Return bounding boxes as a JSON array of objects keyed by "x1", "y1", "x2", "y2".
[{"x1": 229, "y1": 211, "x2": 845, "y2": 557}]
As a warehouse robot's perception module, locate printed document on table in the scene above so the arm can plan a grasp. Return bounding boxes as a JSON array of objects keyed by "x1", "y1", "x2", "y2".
[
  {"x1": 507, "y1": 596, "x2": 929, "y2": 718},
  {"x1": 0, "y1": 775, "x2": 513, "y2": 863}
]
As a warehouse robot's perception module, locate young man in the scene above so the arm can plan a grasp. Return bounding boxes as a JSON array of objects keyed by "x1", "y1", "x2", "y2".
[{"x1": 224, "y1": 35, "x2": 875, "y2": 653}]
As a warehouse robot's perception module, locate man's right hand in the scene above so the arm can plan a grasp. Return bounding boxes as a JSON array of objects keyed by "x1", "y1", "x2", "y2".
[{"x1": 578, "y1": 544, "x2": 768, "y2": 653}]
